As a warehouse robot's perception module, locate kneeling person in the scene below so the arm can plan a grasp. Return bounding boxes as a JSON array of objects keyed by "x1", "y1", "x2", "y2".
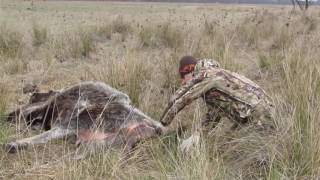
[{"x1": 160, "y1": 56, "x2": 275, "y2": 153}]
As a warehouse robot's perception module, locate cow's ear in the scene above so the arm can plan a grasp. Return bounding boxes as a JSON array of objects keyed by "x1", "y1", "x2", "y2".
[
  {"x1": 48, "y1": 90, "x2": 58, "y2": 95},
  {"x1": 30, "y1": 92, "x2": 40, "y2": 97},
  {"x1": 23, "y1": 83, "x2": 39, "y2": 94},
  {"x1": 29, "y1": 92, "x2": 40, "y2": 103}
]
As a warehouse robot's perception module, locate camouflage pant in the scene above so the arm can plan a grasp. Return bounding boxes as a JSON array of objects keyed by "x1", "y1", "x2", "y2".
[
  {"x1": 201, "y1": 101, "x2": 275, "y2": 133},
  {"x1": 249, "y1": 101, "x2": 275, "y2": 132}
]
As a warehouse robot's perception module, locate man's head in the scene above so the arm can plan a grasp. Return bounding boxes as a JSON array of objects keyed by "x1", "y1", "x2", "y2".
[
  {"x1": 179, "y1": 56, "x2": 197, "y2": 84},
  {"x1": 179, "y1": 56, "x2": 221, "y2": 84}
]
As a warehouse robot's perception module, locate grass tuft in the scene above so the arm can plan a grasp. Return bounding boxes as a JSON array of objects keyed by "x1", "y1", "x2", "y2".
[
  {"x1": 138, "y1": 25, "x2": 158, "y2": 47},
  {"x1": 32, "y1": 23, "x2": 48, "y2": 47},
  {"x1": 138, "y1": 22, "x2": 183, "y2": 49},
  {"x1": 76, "y1": 30, "x2": 96, "y2": 57},
  {"x1": 111, "y1": 16, "x2": 133, "y2": 35},
  {"x1": 0, "y1": 83, "x2": 10, "y2": 144},
  {"x1": 158, "y1": 23, "x2": 183, "y2": 49},
  {"x1": 0, "y1": 24, "x2": 24, "y2": 58}
]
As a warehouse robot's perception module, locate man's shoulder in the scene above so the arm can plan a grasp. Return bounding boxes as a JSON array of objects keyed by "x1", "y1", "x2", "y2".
[
  {"x1": 208, "y1": 69, "x2": 271, "y2": 105},
  {"x1": 222, "y1": 69, "x2": 262, "y2": 89}
]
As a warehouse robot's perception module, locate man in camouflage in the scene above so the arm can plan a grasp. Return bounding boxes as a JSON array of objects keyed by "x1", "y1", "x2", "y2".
[{"x1": 160, "y1": 56, "x2": 275, "y2": 153}]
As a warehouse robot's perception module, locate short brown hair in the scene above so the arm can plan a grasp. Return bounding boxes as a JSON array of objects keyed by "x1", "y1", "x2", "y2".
[{"x1": 179, "y1": 56, "x2": 197, "y2": 78}]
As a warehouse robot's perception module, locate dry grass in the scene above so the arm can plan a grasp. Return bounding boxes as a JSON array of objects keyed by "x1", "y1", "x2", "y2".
[
  {"x1": 138, "y1": 22, "x2": 184, "y2": 49},
  {"x1": 32, "y1": 23, "x2": 48, "y2": 47},
  {"x1": 0, "y1": 1, "x2": 320, "y2": 179},
  {"x1": 0, "y1": 25, "x2": 24, "y2": 59}
]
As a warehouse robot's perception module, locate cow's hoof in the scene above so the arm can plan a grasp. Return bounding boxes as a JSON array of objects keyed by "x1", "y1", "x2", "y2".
[{"x1": 5, "y1": 142, "x2": 28, "y2": 153}]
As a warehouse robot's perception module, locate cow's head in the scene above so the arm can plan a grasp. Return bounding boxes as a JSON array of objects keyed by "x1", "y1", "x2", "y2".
[{"x1": 29, "y1": 90, "x2": 59, "y2": 104}]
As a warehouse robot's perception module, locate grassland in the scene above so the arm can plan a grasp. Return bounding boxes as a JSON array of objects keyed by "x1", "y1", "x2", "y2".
[{"x1": 0, "y1": 0, "x2": 320, "y2": 179}]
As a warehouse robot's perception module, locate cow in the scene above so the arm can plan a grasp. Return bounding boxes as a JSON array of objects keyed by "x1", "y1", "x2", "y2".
[{"x1": 5, "y1": 81, "x2": 166, "y2": 158}]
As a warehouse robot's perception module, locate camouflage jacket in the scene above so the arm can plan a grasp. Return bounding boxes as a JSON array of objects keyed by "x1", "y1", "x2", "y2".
[{"x1": 160, "y1": 59, "x2": 273, "y2": 126}]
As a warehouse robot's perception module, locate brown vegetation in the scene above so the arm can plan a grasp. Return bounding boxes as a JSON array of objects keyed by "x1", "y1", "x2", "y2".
[{"x1": 0, "y1": 1, "x2": 320, "y2": 179}]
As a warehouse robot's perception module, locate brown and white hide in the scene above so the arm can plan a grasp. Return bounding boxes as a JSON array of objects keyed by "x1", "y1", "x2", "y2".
[{"x1": 5, "y1": 81, "x2": 165, "y2": 157}]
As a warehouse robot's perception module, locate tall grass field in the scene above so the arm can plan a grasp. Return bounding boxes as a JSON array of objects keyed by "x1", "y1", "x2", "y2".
[{"x1": 0, "y1": 1, "x2": 320, "y2": 179}]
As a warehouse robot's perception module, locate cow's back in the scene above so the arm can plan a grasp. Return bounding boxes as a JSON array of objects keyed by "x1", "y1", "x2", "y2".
[
  {"x1": 56, "y1": 81, "x2": 130, "y2": 105},
  {"x1": 50, "y1": 82, "x2": 131, "y2": 127}
]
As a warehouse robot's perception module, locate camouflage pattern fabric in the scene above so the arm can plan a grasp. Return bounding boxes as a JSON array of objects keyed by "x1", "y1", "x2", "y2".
[{"x1": 160, "y1": 59, "x2": 275, "y2": 130}]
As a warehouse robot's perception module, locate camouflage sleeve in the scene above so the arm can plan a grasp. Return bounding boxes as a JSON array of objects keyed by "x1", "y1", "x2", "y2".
[
  {"x1": 160, "y1": 72, "x2": 211, "y2": 126},
  {"x1": 170, "y1": 72, "x2": 206, "y2": 103}
]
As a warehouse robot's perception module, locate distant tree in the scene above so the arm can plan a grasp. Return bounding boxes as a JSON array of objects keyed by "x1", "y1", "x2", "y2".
[{"x1": 292, "y1": 0, "x2": 310, "y2": 10}]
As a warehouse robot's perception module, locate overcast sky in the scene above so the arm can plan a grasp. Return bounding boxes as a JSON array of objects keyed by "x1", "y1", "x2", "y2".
[{"x1": 225, "y1": 0, "x2": 319, "y2": 4}]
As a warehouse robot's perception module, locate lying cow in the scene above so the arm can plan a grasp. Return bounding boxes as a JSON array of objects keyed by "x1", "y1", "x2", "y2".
[{"x1": 5, "y1": 81, "x2": 166, "y2": 156}]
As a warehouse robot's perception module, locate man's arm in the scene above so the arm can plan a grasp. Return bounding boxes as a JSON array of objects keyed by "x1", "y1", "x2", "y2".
[
  {"x1": 160, "y1": 72, "x2": 206, "y2": 122},
  {"x1": 170, "y1": 71, "x2": 207, "y2": 103},
  {"x1": 160, "y1": 74, "x2": 216, "y2": 126}
]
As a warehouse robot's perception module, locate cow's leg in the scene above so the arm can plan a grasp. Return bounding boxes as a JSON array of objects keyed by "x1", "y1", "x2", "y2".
[
  {"x1": 72, "y1": 130, "x2": 120, "y2": 160},
  {"x1": 76, "y1": 123, "x2": 158, "y2": 153},
  {"x1": 70, "y1": 124, "x2": 158, "y2": 159},
  {"x1": 7, "y1": 102, "x2": 49, "y2": 130},
  {"x1": 5, "y1": 127, "x2": 75, "y2": 153}
]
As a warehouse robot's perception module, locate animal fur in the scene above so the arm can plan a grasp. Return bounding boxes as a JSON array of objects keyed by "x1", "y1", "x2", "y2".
[{"x1": 5, "y1": 81, "x2": 165, "y2": 156}]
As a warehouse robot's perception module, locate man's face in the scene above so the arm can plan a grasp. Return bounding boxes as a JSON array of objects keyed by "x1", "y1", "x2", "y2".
[{"x1": 181, "y1": 72, "x2": 193, "y2": 85}]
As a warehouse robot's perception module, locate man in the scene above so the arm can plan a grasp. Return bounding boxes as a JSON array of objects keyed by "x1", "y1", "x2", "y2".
[{"x1": 160, "y1": 56, "x2": 275, "y2": 153}]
